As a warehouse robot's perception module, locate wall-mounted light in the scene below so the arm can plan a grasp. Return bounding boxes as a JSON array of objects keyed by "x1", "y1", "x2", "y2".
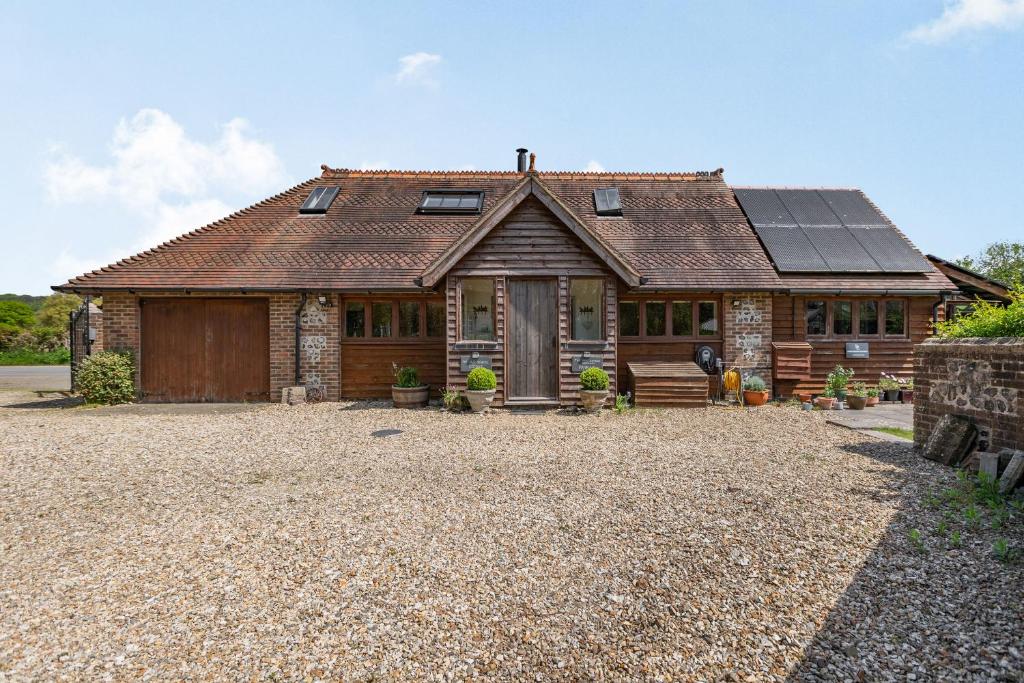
[
  {"x1": 316, "y1": 294, "x2": 334, "y2": 307},
  {"x1": 731, "y1": 299, "x2": 741, "y2": 309}
]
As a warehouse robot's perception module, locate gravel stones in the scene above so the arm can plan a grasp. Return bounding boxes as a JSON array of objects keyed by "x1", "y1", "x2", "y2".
[{"x1": 1, "y1": 403, "x2": 1021, "y2": 680}]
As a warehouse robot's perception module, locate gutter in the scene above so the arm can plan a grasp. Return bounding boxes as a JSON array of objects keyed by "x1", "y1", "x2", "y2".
[
  {"x1": 786, "y1": 289, "x2": 951, "y2": 296},
  {"x1": 294, "y1": 292, "x2": 307, "y2": 386}
]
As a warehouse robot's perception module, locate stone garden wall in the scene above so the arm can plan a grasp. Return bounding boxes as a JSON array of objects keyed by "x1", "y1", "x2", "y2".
[
  {"x1": 914, "y1": 338, "x2": 1023, "y2": 452},
  {"x1": 723, "y1": 293, "x2": 773, "y2": 393}
]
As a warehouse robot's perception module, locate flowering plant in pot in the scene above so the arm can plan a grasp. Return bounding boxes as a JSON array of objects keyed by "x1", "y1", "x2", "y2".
[
  {"x1": 826, "y1": 365, "x2": 854, "y2": 402},
  {"x1": 392, "y1": 364, "x2": 429, "y2": 408},
  {"x1": 879, "y1": 374, "x2": 900, "y2": 402},
  {"x1": 578, "y1": 367, "x2": 610, "y2": 413},
  {"x1": 465, "y1": 367, "x2": 497, "y2": 413},
  {"x1": 742, "y1": 375, "x2": 769, "y2": 406},
  {"x1": 865, "y1": 387, "x2": 879, "y2": 407},
  {"x1": 900, "y1": 378, "x2": 915, "y2": 404},
  {"x1": 815, "y1": 386, "x2": 837, "y2": 410},
  {"x1": 847, "y1": 382, "x2": 868, "y2": 410}
]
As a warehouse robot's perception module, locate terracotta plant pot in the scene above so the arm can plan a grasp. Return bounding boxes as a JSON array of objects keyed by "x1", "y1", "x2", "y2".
[
  {"x1": 797, "y1": 392, "x2": 813, "y2": 403},
  {"x1": 465, "y1": 389, "x2": 496, "y2": 414},
  {"x1": 392, "y1": 385, "x2": 429, "y2": 408},
  {"x1": 847, "y1": 395, "x2": 867, "y2": 410},
  {"x1": 901, "y1": 390, "x2": 915, "y2": 404},
  {"x1": 579, "y1": 389, "x2": 608, "y2": 413},
  {"x1": 743, "y1": 390, "x2": 769, "y2": 407},
  {"x1": 884, "y1": 389, "x2": 899, "y2": 402},
  {"x1": 865, "y1": 395, "x2": 879, "y2": 407},
  {"x1": 814, "y1": 396, "x2": 836, "y2": 410}
]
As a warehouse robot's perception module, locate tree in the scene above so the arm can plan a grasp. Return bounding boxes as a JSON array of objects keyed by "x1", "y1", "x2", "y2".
[
  {"x1": 0, "y1": 301, "x2": 35, "y2": 329},
  {"x1": 955, "y1": 241, "x2": 1024, "y2": 289},
  {"x1": 36, "y1": 293, "x2": 83, "y2": 329}
]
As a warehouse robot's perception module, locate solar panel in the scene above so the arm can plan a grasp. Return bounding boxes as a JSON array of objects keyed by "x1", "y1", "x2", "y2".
[
  {"x1": 775, "y1": 190, "x2": 841, "y2": 226},
  {"x1": 733, "y1": 189, "x2": 796, "y2": 226},
  {"x1": 299, "y1": 186, "x2": 340, "y2": 214},
  {"x1": 594, "y1": 188, "x2": 622, "y2": 216},
  {"x1": 754, "y1": 226, "x2": 829, "y2": 271},
  {"x1": 417, "y1": 190, "x2": 483, "y2": 214},
  {"x1": 802, "y1": 226, "x2": 880, "y2": 271},
  {"x1": 818, "y1": 190, "x2": 886, "y2": 225},
  {"x1": 849, "y1": 227, "x2": 930, "y2": 272}
]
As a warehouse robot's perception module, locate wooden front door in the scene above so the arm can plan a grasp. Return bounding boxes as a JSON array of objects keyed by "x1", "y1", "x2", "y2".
[
  {"x1": 506, "y1": 279, "x2": 558, "y2": 401},
  {"x1": 140, "y1": 298, "x2": 270, "y2": 402}
]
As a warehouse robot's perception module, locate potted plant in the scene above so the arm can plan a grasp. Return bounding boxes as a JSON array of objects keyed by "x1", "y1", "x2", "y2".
[
  {"x1": 815, "y1": 386, "x2": 837, "y2": 410},
  {"x1": 441, "y1": 384, "x2": 464, "y2": 412},
  {"x1": 865, "y1": 387, "x2": 879, "y2": 407},
  {"x1": 578, "y1": 367, "x2": 610, "y2": 413},
  {"x1": 465, "y1": 367, "x2": 497, "y2": 413},
  {"x1": 879, "y1": 374, "x2": 900, "y2": 402},
  {"x1": 826, "y1": 365, "x2": 854, "y2": 402},
  {"x1": 847, "y1": 382, "x2": 868, "y2": 410},
  {"x1": 900, "y1": 378, "x2": 915, "y2": 404},
  {"x1": 742, "y1": 375, "x2": 769, "y2": 406},
  {"x1": 797, "y1": 391, "x2": 813, "y2": 403},
  {"x1": 392, "y1": 364, "x2": 429, "y2": 408}
]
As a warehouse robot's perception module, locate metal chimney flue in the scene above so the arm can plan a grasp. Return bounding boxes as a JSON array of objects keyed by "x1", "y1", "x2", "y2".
[{"x1": 516, "y1": 148, "x2": 528, "y2": 173}]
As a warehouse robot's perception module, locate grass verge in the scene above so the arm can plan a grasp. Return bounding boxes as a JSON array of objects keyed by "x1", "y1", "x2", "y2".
[
  {"x1": 872, "y1": 426, "x2": 913, "y2": 440},
  {"x1": 0, "y1": 349, "x2": 71, "y2": 365}
]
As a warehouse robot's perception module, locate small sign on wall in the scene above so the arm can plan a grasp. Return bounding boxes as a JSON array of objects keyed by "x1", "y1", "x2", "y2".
[
  {"x1": 846, "y1": 342, "x2": 869, "y2": 359},
  {"x1": 460, "y1": 353, "x2": 493, "y2": 372},
  {"x1": 571, "y1": 353, "x2": 604, "y2": 374}
]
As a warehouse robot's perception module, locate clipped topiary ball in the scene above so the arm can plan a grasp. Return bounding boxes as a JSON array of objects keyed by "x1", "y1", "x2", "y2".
[
  {"x1": 579, "y1": 367, "x2": 610, "y2": 391},
  {"x1": 466, "y1": 366, "x2": 497, "y2": 391}
]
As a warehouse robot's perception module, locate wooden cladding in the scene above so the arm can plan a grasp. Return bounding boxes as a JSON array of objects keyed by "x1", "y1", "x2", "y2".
[
  {"x1": 140, "y1": 298, "x2": 269, "y2": 402},
  {"x1": 772, "y1": 342, "x2": 813, "y2": 380}
]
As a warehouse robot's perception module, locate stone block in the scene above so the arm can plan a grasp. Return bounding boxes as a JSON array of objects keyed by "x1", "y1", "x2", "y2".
[
  {"x1": 998, "y1": 451, "x2": 1024, "y2": 495},
  {"x1": 922, "y1": 414, "x2": 977, "y2": 466},
  {"x1": 282, "y1": 386, "x2": 306, "y2": 406},
  {"x1": 979, "y1": 452, "x2": 1000, "y2": 480}
]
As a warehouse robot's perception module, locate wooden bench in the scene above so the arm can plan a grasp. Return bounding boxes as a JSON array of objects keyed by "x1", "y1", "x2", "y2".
[{"x1": 626, "y1": 361, "x2": 709, "y2": 408}]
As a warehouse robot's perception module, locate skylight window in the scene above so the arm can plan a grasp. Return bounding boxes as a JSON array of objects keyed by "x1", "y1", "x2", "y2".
[
  {"x1": 593, "y1": 188, "x2": 622, "y2": 216},
  {"x1": 299, "y1": 186, "x2": 340, "y2": 214},
  {"x1": 417, "y1": 190, "x2": 483, "y2": 214}
]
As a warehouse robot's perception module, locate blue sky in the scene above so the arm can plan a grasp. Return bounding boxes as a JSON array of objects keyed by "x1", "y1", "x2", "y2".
[{"x1": 2, "y1": 1, "x2": 1022, "y2": 294}]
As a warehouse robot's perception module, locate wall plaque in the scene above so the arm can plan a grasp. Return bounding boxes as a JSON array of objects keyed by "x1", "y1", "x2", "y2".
[
  {"x1": 571, "y1": 354, "x2": 604, "y2": 374},
  {"x1": 845, "y1": 342, "x2": 869, "y2": 359},
  {"x1": 460, "y1": 354, "x2": 493, "y2": 372}
]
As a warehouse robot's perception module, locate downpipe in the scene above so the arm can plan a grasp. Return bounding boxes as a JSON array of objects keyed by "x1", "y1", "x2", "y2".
[{"x1": 294, "y1": 292, "x2": 307, "y2": 386}]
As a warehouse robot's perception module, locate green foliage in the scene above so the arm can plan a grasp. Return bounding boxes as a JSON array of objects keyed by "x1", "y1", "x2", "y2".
[
  {"x1": 825, "y1": 365, "x2": 854, "y2": 393},
  {"x1": 579, "y1": 367, "x2": 610, "y2": 391},
  {"x1": 76, "y1": 351, "x2": 135, "y2": 405},
  {"x1": 0, "y1": 301, "x2": 35, "y2": 329},
  {"x1": 743, "y1": 375, "x2": 766, "y2": 392},
  {"x1": 393, "y1": 366, "x2": 421, "y2": 388},
  {"x1": 614, "y1": 392, "x2": 631, "y2": 413},
  {"x1": 850, "y1": 381, "x2": 868, "y2": 397},
  {"x1": 36, "y1": 293, "x2": 82, "y2": 329},
  {"x1": 0, "y1": 293, "x2": 47, "y2": 311},
  {"x1": 878, "y1": 375, "x2": 900, "y2": 391},
  {"x1": 866, "y1": 387, "x2": 879, "y2": 398},
  {"x1": 950, "y1": 530, "x2": 961, "y2": 548},
  {"x1": 0, "y1": 348, "x2": 70, "y2": 365},
  {"x1": 936, "y1": 289, "x2": 1024, "y2": 338},
  {"x1": 872, "y1": 427, "x2": 913, "y2": 440},
  {"x1": 908, "y1": 528, "x2": 924, "y2": 553},
  {"x1": 466, "y1": 367, "x2": 496, "y2": 391},
  {"x1": 993, "y1": 538, "x2": 1017, "y2": 563},
  {"x1": 955, "y1": 241, "x2": 1024, "y2": 289},
  {"x1": 441, "y1": 384, "x2": 464, "y2": 411}
]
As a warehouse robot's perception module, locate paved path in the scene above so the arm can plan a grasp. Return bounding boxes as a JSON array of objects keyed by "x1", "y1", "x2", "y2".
[
  {"x1": 0, "y1": 366, "x2": 69, "y2": 391},
  {"x1": 826, "y1": 403, "x2": 913, "y2": 439}
]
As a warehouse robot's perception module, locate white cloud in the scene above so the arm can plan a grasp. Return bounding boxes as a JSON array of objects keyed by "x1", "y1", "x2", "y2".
[
  {"x1": 45, "y1": 109, "x2": 286, "y2": 279},
  {"x1": 395, "y1": 52, "x2": 442, "y2": 86},
  {"x1": 584, "y1": 160, "x2": 605, "y2": 172},
  {"x1": 905, "y1": 0, "x2": 1024, "y2": 43}
]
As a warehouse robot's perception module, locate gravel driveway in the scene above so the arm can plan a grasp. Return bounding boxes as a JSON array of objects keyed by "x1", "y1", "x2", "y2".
[{"x1": 1, "y1": 403, "x2": 1021, "y2": 681}]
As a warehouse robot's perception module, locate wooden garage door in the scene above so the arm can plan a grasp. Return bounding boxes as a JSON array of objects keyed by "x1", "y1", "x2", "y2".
[{"x1": 140, "y1": 298, "x2": 269, "y2": 402}]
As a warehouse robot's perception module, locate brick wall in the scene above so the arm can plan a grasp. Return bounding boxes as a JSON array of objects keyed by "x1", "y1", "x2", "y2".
[
  {"x1": 723, "y1": 293, "x2": 774, "y2": 393},
  {"x1": 914, "y1": 337, "x2": 1024, "y2": 451}
]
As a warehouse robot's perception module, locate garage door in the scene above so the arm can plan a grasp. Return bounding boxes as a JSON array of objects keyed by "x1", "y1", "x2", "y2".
[{"x1": 140, "y1": 298, "x2": 270, "y2": 402}]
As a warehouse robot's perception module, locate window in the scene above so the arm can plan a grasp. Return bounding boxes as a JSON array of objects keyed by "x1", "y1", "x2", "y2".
[
  {"x1": 570, "y1": 279, "x2": 603, "y2": 340},
  {"x1": 672, "y1": 301, "x2": 693, "y2": 336},
  {"x1": 372, "y1": 303, "x2": 392, "y2": 337},
  {"x1": 859, "y1": 301, "x2": 879, "y2": 335},
  {"x1": 418, "y1": 190, "x2": 483, "y2": 214},
  {"x1": 619, "y1": 301, "x2": 639, "y2": 336},
  {"x1": 698, "y1": 301, "x2": 718, "y2": 336},
  {"x1": 806, "y1": 300, "x2": 826, "y2": 336},
  {"x1": 399, "y1": 302, "x2": 420, "y2": 337},
  {"x1": 345, "y1": 302, "x2": 365, "y2": 337},
  {"x1": 426, "y1": 302, "x2": 445, "y2": 337},
  {"x1": 645, "y1": 301, "x2": 666, "y2": 336},
  {"x1": 885, "y1": 300, "x2": 906, "y2": 336},
  {"x1": 299, "y1": 186, "x2": 339, "y2": 214},
  {"x1": 833, "y1": 301, "x2": 853, "y2": 336},
  {"x1": 461, "y1": 279, "x2": 495, "y2": 340},
  {"x1": 593, "y1": 188, "x2": 622, "y2": 216}
]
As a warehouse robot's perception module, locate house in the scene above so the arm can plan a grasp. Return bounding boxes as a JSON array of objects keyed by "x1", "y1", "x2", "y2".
[{"x1": 54, "y1": 150, "x2": 958, "y2": 405}]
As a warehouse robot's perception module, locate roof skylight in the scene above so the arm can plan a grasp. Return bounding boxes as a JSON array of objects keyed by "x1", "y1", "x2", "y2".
[
  {"x1": 417, "y1": 190, "x2": 483, "y2": 214},
  {"x1": 300, "y1": 186, "x2": 340, "y2": 214},
  {"x1": 593, "y1": 188, "x2": 622, "y2": 216}
]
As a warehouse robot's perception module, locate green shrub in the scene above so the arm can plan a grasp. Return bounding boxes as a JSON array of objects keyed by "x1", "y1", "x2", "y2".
[
  {"x1": 579, "y1": 367, "x2": 610, "y2": 391},
  {"x1": 614, "y1": 392, "x2": 631, "y2": 413},
  {"x1": 393, "y1": 366, "x2": 421, "y2": 388},
  {"x1": 466, "y1": 367, "x2": 496, "y2": 391},
  {"x1": 937, "y1": 290, "x2": 1024, "y2": 338},
  {"x1": 0, "y1": 322, "x2": 20, "y2": 350},
  {"x1": 826, "y1": 365, "x2": 854, "y2": 392},
  {"x1": 76, "y1": 351, "x2": 135, "y2": 405},
  {"x1": 0, "y1": 301, "x2": 35, "y2": 329},
  {"x1": 743, "y1": 375, "x2": 766, "y2": 392}
]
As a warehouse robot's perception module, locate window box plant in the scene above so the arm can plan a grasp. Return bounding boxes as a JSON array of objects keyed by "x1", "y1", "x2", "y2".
[
  {"x1": 465, "y1": 367, "x2": 497, "y2": 413},
  {"x1": 826, "y1": 365, "x2": 854, "y2": 402},
  {"x1": 847, "y1": 382, "x2": 868, "y2": 410},
  {"x1": 865, "y1": 387, "x2": 879, "y2": 407},
  {"x1": 392, "y1": 365, "x2": 429, "y2": 408},
  {"x1": 578, "y1": 367, "x2": 610, "y2": 413},
  {"x1": 815, "y1": 386, "x2": 837, "y2": 410},
  {"x1": 879, "y1": 374, "x2": 900, "y2": 402},
  {"x1": 742, "y1": 375, "x2": 769, "y2": 407}
]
